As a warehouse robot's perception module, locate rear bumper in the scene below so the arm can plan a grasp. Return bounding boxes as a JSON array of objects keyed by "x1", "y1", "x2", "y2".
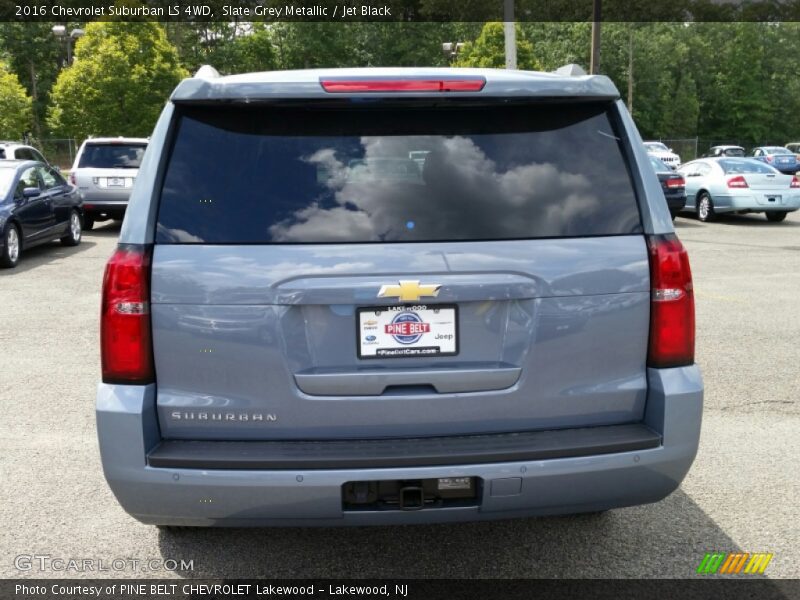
[
  {"x1": 96, "y1": 366, "x2": 703, "y2": 526},
  {"x1": 665, "y1": 195, "x2": 686, "y2": 212},
  {"x1": 712, "y1": 193, "x2": 800, "y2": 213}
]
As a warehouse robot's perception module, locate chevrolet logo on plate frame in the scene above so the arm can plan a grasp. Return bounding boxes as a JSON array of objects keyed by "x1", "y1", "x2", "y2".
[{"x1": 377, "y1": 280, "x2": 442, "y2": 303}]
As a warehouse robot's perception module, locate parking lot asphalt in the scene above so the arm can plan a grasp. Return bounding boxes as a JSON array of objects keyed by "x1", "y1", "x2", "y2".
[{"x1": 0, "y1": 213, "x2": 798, "y2": 580}]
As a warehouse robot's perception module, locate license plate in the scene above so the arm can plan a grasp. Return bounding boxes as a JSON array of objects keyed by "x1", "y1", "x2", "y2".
[
  {"x1": 357, "y1": 304, "x2": 458, "y2": 359},
  {"x1": 766, "y1": 195, "x2": 781, "y2": 203},
  {"x1": 108, "y1": 177, "x2": 124, "y2": 187}
]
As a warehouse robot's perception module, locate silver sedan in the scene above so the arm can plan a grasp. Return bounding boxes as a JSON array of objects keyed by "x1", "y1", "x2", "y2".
[{"x1": 678, "y1": 157, "x2": 800, "y2": 222}]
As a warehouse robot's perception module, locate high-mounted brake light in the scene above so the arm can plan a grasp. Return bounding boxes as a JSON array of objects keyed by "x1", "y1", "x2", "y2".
[
  {"x1": 101, "y1": 245, "x2": 154, "y2": 384},
  {"x1": 790, "y1": 176, "x2": 800, "y2": 188},
  {"x1": 647, "y1": 235, "x2": 695, "y2": 369},
  {"x1": 727, "y1": 175, "x2": 749, "y2": 189},
  {"x1": 666, "y1": 177, "x2": 685, "y2": 189},
  {"x1": 320, "y1": 77, "x2": 486, "y2": 93}
]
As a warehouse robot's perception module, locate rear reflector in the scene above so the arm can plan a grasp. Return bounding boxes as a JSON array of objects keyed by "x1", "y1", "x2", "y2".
[
  {"x1": 101, "y1": 245, "x2": 154, "y2": 384},
  {"x1": 320, "y1": 77, "x2": 486, "y2": 93},
  {"x1": 647, "y1": 234, "x2": 695, "y2": 368},
  {"x1": 727, "y1": 175, "x2": 749, "y2": 188},
  {"x1": 666, "y1": 177, "x2": 685, "y2": 188}
]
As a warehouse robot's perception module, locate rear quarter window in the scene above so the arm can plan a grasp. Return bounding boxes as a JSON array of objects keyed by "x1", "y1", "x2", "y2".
[{"x1": 156, "y1": 103, "x2": 642, "y2": 244}]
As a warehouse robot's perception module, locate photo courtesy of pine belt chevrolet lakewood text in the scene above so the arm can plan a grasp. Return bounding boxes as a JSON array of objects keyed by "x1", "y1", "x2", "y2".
[{"x1": 96, "y1": 65, "x2": 703, "y2": 526}]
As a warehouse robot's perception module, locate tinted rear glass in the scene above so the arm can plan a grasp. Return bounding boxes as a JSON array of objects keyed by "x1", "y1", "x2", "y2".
[
  {"x1": 78, "y1": 143, "x2": 146, "y2": 168},
  {"x1": 156, "y1": 104, "x2": 641, "y2": 244}
]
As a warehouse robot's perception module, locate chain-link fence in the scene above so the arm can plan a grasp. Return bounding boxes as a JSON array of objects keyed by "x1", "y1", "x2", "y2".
[
  {"x1": 37, "y1": 138, "x2": 78, "y2": 170},
  {"x1": 656, "y1": 138, "x2": 699, "y2": 162}
]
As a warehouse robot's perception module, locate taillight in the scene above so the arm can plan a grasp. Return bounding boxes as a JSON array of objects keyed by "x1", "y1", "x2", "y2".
[
  {"x1": 101, "y1": 245, "x2": 154, "y2": 384},
  {"x1": 320, "y1": 77, "x2": 486, "y2": 93},
  {"x1": 765, "y1": 155, "x2": 773, "y2": 163},
  {"x1": 727, "y1": 175, "x2": 749, "y2": 188},
  {"x1": 666, "y1": 177, "x2": 685, "y2": 188},
  {"x1": 791, "y1": 176, "x2": 800, "y2": 188},
  {"x1": 647, "y1": 235, "x2": 695, "y2": 368}
]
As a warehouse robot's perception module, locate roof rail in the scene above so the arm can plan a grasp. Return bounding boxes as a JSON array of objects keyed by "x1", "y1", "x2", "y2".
[
  {"x1": 194, "y1": 65, "x2": 220, "y2": 79},
  {"x1": 553, "y1": 64, "x2": 587, "y2": 77}
]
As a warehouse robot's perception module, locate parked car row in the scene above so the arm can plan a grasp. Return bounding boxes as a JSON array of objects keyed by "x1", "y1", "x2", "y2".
[
  {"x1": 0, "y1": 137, "x2": 146, "y2": 268},
  {"x1": 701, "y1": 145, "x2": 800, "y2": 174},
  {"x1": 644, "y1": 141, "x2": 800, "y2": 223}
]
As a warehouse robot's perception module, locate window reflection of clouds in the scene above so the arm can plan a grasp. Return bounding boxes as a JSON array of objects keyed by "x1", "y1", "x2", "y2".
[{"x1": 271, "y1": 134, "x2": 604, "y2": 242}]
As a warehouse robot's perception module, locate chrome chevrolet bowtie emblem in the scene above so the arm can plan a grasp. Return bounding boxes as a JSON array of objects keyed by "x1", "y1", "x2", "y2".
[{"x1": 377, "y1": 280, "x2": 442, "y2": 302}]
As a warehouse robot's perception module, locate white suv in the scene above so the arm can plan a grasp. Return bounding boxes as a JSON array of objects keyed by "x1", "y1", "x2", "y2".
[
  {"x1": 0, "y1": 142, "x2": 49, "y2": 164},
  {"x1": 643, "y1": 141, "x2": 681, "y2": 170},
  {"x1": 70, "y1": 137, "x2": 148, "y2": 230}
]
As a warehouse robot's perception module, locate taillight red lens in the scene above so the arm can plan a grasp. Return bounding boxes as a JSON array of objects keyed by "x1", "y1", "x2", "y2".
[
  {"x1": 766, "y1": 155, "x2": 773, "y2": 163},
  {"x1": 320, "y1": 77, "x2": 486, "y2": 93},
  {"x1": 666, "y1": 177, "x2": 685, "y2": 188},
  {"x1": 101, "y1": 245, "x2": 154, "y2": 384},
  {"x1": 790, "y1": 176, "x2": 800, "y2": 188},
  {"x1": 727, "y1": 175, "x2": 749, "y2": 188},
  {"x1": 647, "y1": 235, "x2": 695, "y2": 368}
]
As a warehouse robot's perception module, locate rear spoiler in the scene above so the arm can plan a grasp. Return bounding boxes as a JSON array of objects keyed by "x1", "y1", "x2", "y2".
[{"x1": 170, "y1": 64, "x2": 621, "y2": 104}]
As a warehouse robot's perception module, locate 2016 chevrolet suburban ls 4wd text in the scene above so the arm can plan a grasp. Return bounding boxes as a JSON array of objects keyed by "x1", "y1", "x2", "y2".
[{"x1": 96, "y1": 66, "x2": 703, "y2": 527}]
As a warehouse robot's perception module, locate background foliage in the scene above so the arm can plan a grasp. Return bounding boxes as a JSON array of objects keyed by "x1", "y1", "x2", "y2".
[
  {"x1": 0, "y1": 60, "x2": 32, "y2": 140},
  {"x1": 1, "y1": 21, "x2": 799, "y2": 150}
]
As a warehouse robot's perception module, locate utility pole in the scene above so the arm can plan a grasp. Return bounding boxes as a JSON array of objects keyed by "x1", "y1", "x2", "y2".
[
  {"x1": 590, "y1": 0, "x2": 601, "y2": 74},
  {"x1": 627, "y1": 28, "x2": 634, "y2": 112},
  {"x1": 504, "y1": 0, "x2": 517, "y2": 70}
]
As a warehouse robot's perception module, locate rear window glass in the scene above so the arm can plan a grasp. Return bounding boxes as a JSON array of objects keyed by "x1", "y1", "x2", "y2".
[
  {"x1": 720, "y1": 159, "x2": 778, "y2": 174},
  {"x1": 156, "y1": 104, "x2": 642, "y2": 244},
  {"x1": 721, "y1": 148, "x2": 745, "y2": 157},
  {"x1": 78, "y1": 143, "x2": 146, "y2": 169}
]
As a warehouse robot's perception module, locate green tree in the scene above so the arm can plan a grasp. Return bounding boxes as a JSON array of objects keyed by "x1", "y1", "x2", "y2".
[
  {"x1": 454, "y1": 22, "x2": 540, "y2": 70},
  {"x1": 0, "y1": 23, "x2": 67, "y2": 139},
  {"x1": 0, "y1": 61, "x2": 32, "y2": 139},
  {"x1": 47, "y1": 22, "x2": 188, "y2": 140}
]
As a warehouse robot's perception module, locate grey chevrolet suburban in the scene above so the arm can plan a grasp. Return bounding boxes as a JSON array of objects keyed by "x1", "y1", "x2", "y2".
[{"x1": 96, "y1": 66, "x2": 703, "y2": 527}]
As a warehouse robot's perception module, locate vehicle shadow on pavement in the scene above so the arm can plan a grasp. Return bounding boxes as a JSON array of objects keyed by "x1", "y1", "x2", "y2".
[
  {"x1": 673, "y1": 218, "x2": 703, "y2": 229},
  {"x1": 82, "y1": 221, "x2": 123, "y2": 238},
  {"x1": 712, "y1": 214, "x2": 800, "y2": 228},
  {"x1": 156, "y1": 489, "x2": 755, "y2": 578},
  {"x1": 0, "y1": 239, "x2": 97, "y2": 277}
]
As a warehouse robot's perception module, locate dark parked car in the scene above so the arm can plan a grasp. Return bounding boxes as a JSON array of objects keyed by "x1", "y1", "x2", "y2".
[
  {"x1": 649, "y1": 155, "x2": 686, "y2": 220},
  {"x1": 0, "y1": 160, "x2": 83, "y2": 268},
  {"x1": 751, "y1": 146, "x2": 800, "y2": 175}
]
